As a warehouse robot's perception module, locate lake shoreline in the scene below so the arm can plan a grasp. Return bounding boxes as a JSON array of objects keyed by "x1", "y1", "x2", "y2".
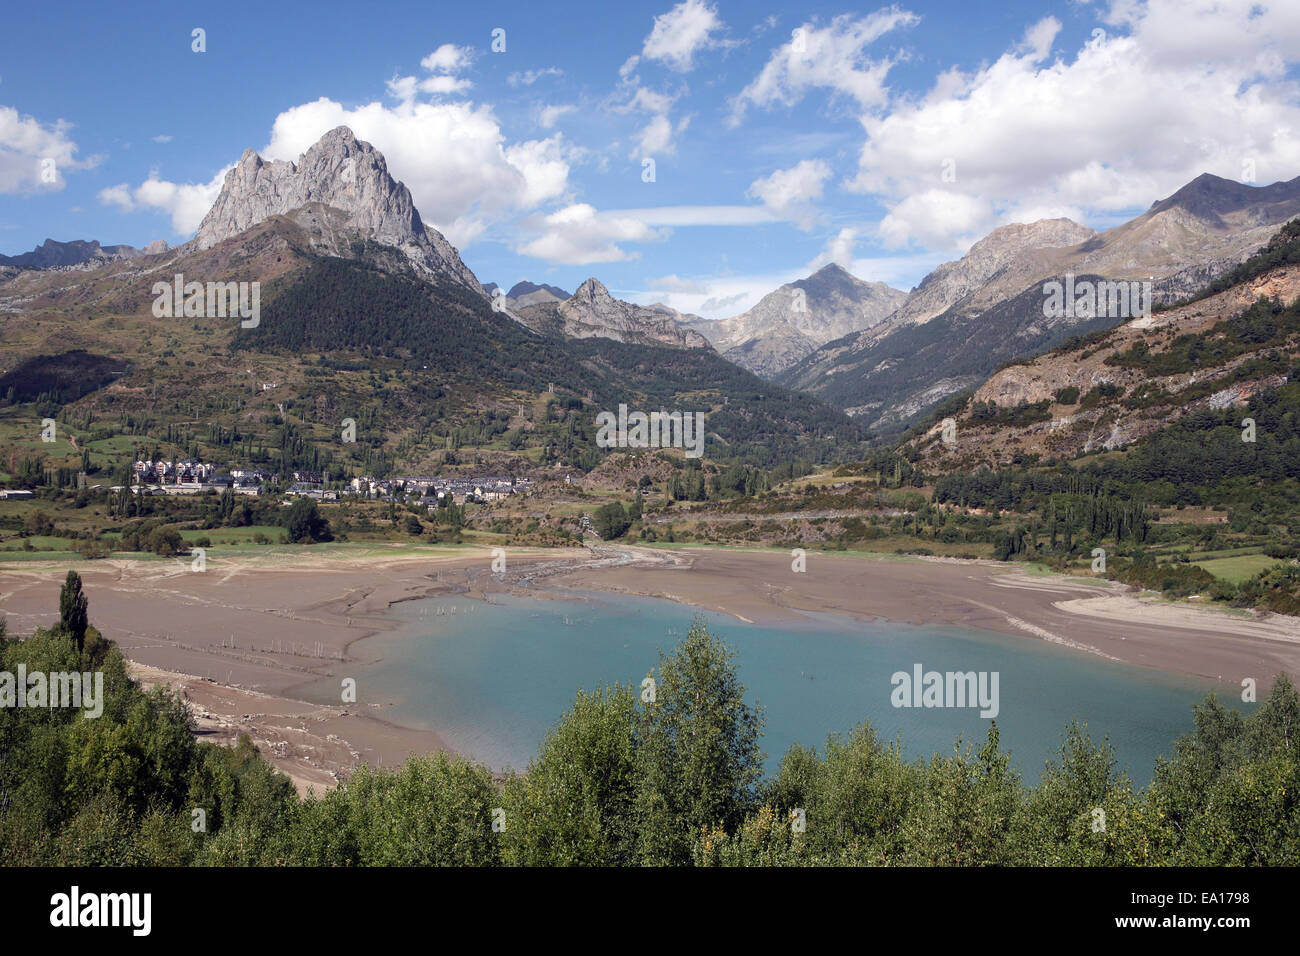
[{"x1": 2, "y1": 543, "x2": 1296, "y2": 790}]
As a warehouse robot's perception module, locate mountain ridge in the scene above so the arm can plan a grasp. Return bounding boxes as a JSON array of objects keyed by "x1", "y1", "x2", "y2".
[
  {"x1": 190, "y1": 126, "x2": 485, "y2": 296},
  {"x1": 0, "y1": 238, "x2": 168, "y2": 271},
  {"x1": 784, "y1": 172, "x2": 1300, "y2": 426},
  {"x1": 510, "y1": 277, "x2": 712, "y2": 349},
  {"x1": 684, "y1": 263, "x2": 908, "y2": 378}
]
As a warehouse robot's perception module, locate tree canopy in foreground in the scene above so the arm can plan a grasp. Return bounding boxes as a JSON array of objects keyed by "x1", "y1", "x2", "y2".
[{"x1": 1, "y1": 577, "x2": 1296, "y2": 866}]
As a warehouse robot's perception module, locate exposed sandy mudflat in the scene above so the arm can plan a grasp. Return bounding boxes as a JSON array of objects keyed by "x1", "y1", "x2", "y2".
[
  {"x1": 0, "y1": 546, "x2": 579, "y2": 790},
  {"x1": 550, "y1": 546, "x2": 1300, "y2": 692},
  {"x1": 3, "y1": 543, "x2": 1297, "y2": 790}
]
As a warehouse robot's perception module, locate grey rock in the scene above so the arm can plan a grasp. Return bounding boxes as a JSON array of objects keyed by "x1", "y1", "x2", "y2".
[
  {"x1": 549, "y1": 278, "x2": 711, "y2": 348},
  {"x1": 685, "y1": 263, "x2": 907, "y2": 378},
  {"x1": 191, "y1": 126, "x2": 484, "y2": 296}
]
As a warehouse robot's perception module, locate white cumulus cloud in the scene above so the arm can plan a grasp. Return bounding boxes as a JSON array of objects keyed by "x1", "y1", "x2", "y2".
[
  {"x1": 809, "y1": 227, "x2": 860, "y2": 270},
  {"x1": 97, "y1": 165, "x2": 231, "y2": 233},
  {"x1": 851, "y1": 3, "x2": 1300, "y2": 248},
  {"x1": 387, "y1": 44, "x2": 477, "y2": 102},
  {"x1": 747, "y1": 159, "x2": 831, "y2": 230},
  {"x1": 509, "y1": 67, "x2": 563, "y2": 87},
  {"x1": 0, "y1": 107, "x2": 101, "y2": 193},
  {"x1": 612, "y1": 84, "x2": 690, "y2": 157},
  {"x1": 648, "y1": 273, "x2": 708, "y2": 293},
  {"x1": 516, "y1": 203, "x2": 665, "y2": 264},
  {"x1": 539, "y1": 104, "x2": 577, "y2": 128},
  {"x1": 641, "y1": 0, "x2": 726, "y2": 72},
  {"x1": 421, "y1": 44, "x2": 474, "y2": 74},
  {"x1": 729, "y1": 10, "x2": 920, "y2": 125}
]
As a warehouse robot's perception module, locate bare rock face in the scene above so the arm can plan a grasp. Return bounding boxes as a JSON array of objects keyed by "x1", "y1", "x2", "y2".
[
  {"x1": 1062, "y1": 173, "x2": 1300, "y2": 295},
  {"x1": 886, "y1": 174, "x2": 1300, "y2": 339},
  {"x1": 685, "y1": 263, "x2": 907, "y2": 378},
  {"x1": 885, "y1": 219, "x2": 1099, "y2": 332},
  {"x1": 192, "y1": 126, "x2": 484, "y2": 295},
  {"x1": 555, "y1": 278, "x2": 711, "y2": 349}
]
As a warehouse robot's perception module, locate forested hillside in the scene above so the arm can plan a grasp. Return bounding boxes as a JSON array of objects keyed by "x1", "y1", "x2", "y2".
[{"x1": 235, "y1": 255, "x2": 864, "y2": 466}]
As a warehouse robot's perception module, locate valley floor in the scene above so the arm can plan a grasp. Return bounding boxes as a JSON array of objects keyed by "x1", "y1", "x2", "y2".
[{"x1": 2, "y1": 543, "x2": 1297, "y2": 792}]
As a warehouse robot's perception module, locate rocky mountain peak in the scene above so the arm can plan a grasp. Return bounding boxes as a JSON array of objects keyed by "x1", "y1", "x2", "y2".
[
  {"x1": 860, "y1": 217, "x2": 1097, "y2": 335},
  {"x1": 553, "y1": 277, "x2": 710, "y2": 349},
  {"x1": 779, "y1": 171, "x2": 1300, "y2": 427},
  {"x1": 810, "y1": 262, "x2": 850, "y2": 277},
  {"x1": 680, "y1": 264, "x2": 908, "y2": 379},
  {"x1": 570, "y1": 277, "x2": 613, "y2": 304},
  {"x1": 191, "y1": 126, "x2": 483, "y2": 294},
  {"x1": 964, "y1": 218, "x2": 1097, "y2": 262},
  {"x1": 1148, "y1": 171, "x2": 1300, "y2": 225}
]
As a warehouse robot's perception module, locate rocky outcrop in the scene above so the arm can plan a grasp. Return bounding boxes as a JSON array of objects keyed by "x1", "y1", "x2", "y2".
[
  {"x1": 919, "y1": 260, "x2": 1300, "y2": 465},
  {"x1": 191, "y1": 126, "x2": 484, "y2": 295},
  {"x1": 872, "y1": 219, "x2": 1099, "y2": 340},
  {"x1": 552, "y1": 278, "x2": 711, "y2": 349},
  {"x1": 873, "y1": 175, "x2": 1300, "y2": 346}
]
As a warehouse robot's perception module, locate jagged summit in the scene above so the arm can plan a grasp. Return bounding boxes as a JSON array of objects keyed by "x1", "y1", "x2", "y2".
[
  {"x1": 529, "y1": 277, "x2": 711, "y2": 349},
  {"x1": 808, "y1": 262, "x2": 851, "y2": 279},
  {"x1": 780, "y1": 171, "x2": 1300, "y2": 428},
  {"x1": 568, "y1": 277, "x2": 616, "y2": 306},
  {"x1": 191, "y1": 126, "x2": 484, "y2": 294},
  {"x1": 0, "y1": 237, "x2": 166, "y2": 270}
]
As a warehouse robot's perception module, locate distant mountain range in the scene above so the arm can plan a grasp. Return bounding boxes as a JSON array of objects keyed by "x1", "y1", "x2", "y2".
[
  {"x1": 682, "y1": 263, "x2": 907, "y2": 378},
  {"x1": 910, "y1": 217, "x2": 1300, "y2": 469},
  {"x1": 5, "y1": 124, "x2": 1299, "y2": 446},
  {"x1": 484, "y1": 280, "x2": 572, "y2": 310},
  {"x1": 510, "y1": 278, "x2": 711, "y2": 349},
  {"x1": 0, "y1": 126, "x2": 857, "y2": 468},
  {"x1": 501, "y1": 280, "x2": 571, "y2": 306},
  {"x1": 0, "y1": 237, "x2": 167, "y2": 271},
  {"x1": 780, "y1": 172, "x2": 1300, "y2": 430}
]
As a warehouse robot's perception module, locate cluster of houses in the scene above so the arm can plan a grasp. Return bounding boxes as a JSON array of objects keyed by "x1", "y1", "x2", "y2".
[
  {"x1": 121, "y1": 460, "x2": 530, "y2": 508},
  {"x1": 345, "y1": 475, "x2": 530, "y2": 507},
  {"x1": 133, "y1": 459, "x2": 221, "y2": 485},
  {"x1": 130, "y1": 460, "x2": 269, "y2": 496}
]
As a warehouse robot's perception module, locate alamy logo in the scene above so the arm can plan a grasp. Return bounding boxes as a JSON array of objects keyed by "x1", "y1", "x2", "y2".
[
  {"x1": 0, "y1": 665, "x2": 104, "y2": 718},
  {"x1": 891, "y1": 664, "x2": 999, "y2": 718},
  {"x1": 595, "y1": 404, "x2": 706, "y2": 459},
  {"x1": 1042, "y1": 274, "x2": 1151, "y2": 320},
  {"x1": 50, "y1": 886, "x2": 151, "y2": 936},
  {"x1": 151, "y1": 273, "x2": 260, "y2": 328}
]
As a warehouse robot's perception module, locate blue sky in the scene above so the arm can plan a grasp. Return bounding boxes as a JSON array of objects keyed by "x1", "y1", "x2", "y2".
[{"x1": 3, "y1": 0, "x2": 1300, "y2": 317}]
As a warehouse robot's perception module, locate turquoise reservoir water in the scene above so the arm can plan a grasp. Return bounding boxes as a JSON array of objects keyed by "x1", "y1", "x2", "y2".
[{"x1": 332, "y1": 589, "x2": 1236, "y2": 784}]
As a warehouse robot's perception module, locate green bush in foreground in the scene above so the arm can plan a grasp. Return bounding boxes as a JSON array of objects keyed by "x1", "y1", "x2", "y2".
[{"x1": 1, "y1": 575, "x2": 1296, "y2": 866}]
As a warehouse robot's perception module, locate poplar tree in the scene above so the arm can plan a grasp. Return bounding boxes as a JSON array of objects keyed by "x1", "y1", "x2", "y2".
[{"x1": 59, "y1": 570, "x2": 88, "y2": 652}]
